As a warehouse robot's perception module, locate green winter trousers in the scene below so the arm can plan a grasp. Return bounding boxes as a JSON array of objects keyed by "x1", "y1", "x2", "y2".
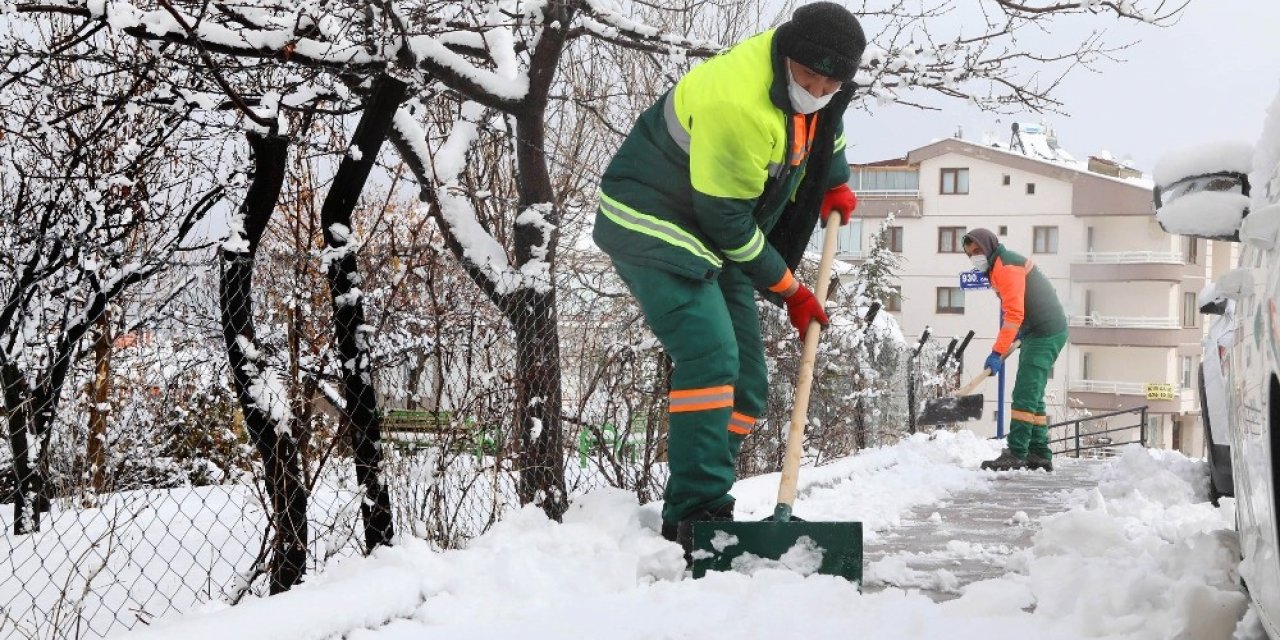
[
  {"x1": 1007, "y1": 330, "x2": 1068, "y2": 459},
  {"x1": 610, "y1": 259, "x2": 769, "y2": 525}
]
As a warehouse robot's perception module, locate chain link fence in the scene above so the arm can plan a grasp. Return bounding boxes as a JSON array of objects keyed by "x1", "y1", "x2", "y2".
[{"x1": 1, "y1": 234, "x2": 924, "y2": 638}]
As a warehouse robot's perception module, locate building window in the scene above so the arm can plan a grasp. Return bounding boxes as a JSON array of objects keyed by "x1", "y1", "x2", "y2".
[
  {"x1": 838, "y1": 219, "x2": 864, "y2": 256},
  {"x1": 938, "y1": 226, "x2": 967, "y2": 253},
  {"x1": 1002, "y1": 174, "x2": 1011, "y2": 186},
  {"x1": 936, "y1": 287, "x2": 965, "y2": 314},
  {"x1": 851, "y1": 168, "x2": 920, "y2": 192},
  {"x1": 1181, "y1": 356, "x2": 1194, "y2": 389},
  {"x1": 1146, "y1": 416, "x2": 1160, "y2": 445},
  {"x1": 998, "y1": 225, "x2": 1008, "y2": 236},
  {"x1": 940, "y1": 168, "x2": 969, "y2": 195},
  {"x1": 1183, "y1": 236, "x2": 1200, "y2": 264},
  {"x1": 1026, "y1": 183, "x2": 1037, "y2": 195},
  {"x1": 887, "y1": 226, "x2": 904, "y2": 253},
  {"x1": 1182, "y1": 292, "x2": 1198, "y2": 328},
  {"x1": 885, "y1": 290, "x2": 902, "y2": 312},
  {"x1": 1033, "y1": 226, "x2": 1059, "y2": 254},
  {"x1": 1081, "y1": 352, "x2": 1091, "y2": 380}
]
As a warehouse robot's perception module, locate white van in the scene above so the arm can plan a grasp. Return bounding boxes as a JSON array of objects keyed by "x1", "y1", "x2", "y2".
[{"x1": 1156, "y1": 86, "x2": 1280, "y2": 636}]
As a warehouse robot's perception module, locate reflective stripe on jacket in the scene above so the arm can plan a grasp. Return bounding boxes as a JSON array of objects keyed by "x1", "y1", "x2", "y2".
[{"x1": 594, "y1": 29, "x2": 849, "y2": 289}]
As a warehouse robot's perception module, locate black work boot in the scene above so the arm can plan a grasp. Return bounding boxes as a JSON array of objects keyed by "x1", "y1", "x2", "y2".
[
  {"x1": 980, "y1": 449, "x2": 1029, "y2": 471},
  {"x1": 675, "y1": 501, "x2": 735, "y2": 566},
  {"x1": 1026, "y1": 453, "x2": 1054, "y2": 472},
  {"x1": 661, "y1": 520, "x2": 678, "y2": 542}
]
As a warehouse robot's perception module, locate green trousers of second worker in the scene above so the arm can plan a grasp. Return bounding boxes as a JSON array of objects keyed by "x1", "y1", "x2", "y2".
[
  {"x1": 1006, "y1": 330, "x2": 1068, "y2": 459},
  {"x1": 610, "y1": 259, "x2": 769, "y2": 525}
]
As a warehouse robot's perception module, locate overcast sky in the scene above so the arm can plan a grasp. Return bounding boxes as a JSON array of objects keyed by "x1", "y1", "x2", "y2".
[{"x1": 840, "y1": 0, "x2": 1280, "y2": 173}]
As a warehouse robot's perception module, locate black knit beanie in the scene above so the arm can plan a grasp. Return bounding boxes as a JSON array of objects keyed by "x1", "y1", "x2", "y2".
[{"x1": 775, "y1": 2, "x2": 866, "y2": 82}]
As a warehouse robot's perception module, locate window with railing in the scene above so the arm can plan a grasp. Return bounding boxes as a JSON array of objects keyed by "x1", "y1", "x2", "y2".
[
  {"x1": 808, "y1": 219, "x2": 864, "y2": 257},
  {"x1": 850, "y1": 168, "x2": 920, "y2": 194}
]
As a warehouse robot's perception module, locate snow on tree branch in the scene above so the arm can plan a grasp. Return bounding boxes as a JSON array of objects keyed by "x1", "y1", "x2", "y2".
[
  {"x1": 575, "y1": 0, "x2": 721, "y2": 59},
  {"x1": 430, "y1": 102, "x2": 525, "y2": 295}
]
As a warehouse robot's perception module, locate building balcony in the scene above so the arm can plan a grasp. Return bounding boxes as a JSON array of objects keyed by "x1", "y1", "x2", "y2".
[
  {"x1": 857, "y1": 189, "x2": 921, "y2": 199},
  {"x1": 1070, "y1": 315, "x2": 1180, "y2": 329},
  {"x1": 1068, "y1": 379, "x2": 1182, "y2": 414},
  {"x1": 1068, "y1": 316, "x2": 1201, "y2": 347},
  {"x1": 1070, "y1": 252, "x2": 1201, "y2": 282},
  {"x1": 1075, "y1": 251, "x2": 1185, "y2": 264},
  {"x1": 851, "y1": 190, "x2": 922, "y2": 219},
  {"x1": 1070, "y1": 380, "x2": 1168, "y2": 395}
]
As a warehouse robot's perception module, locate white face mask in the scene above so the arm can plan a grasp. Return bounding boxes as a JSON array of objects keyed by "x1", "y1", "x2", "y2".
[
  {"x1": 970, "y1": 254, "x2": 989, "y2": 271},
  {"x1": 786, "y1": 63, "x2": 835, "y2": 114}
]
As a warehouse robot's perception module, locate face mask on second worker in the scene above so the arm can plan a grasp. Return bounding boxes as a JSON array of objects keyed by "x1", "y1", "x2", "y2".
[
  {"x1": 786, "y1": 63, "x2": 835, "y2": 114},
  {"x1": 970, "y1": 254, "x2": 989, "y2": 272}
]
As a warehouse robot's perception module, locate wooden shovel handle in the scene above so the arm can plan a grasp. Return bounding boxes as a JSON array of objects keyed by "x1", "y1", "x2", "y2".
[
  {"x1": 777, "y1": 214, "x2": 841, "y2": 509},
  {"x1": 954, "y1": 340, "x2": 1022, "y2": 397}
]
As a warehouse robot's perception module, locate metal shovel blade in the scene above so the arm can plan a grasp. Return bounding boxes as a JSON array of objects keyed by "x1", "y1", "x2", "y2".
[
  {"x1": 690, "y1": 519, "x2": 862, "y2": 582},
  {"x1": 918, "y1": 393, "x2": 984, "y2": 424}
]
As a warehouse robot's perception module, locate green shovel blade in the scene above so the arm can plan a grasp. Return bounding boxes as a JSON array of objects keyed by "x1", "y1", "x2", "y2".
[{"x1": 689, "y1": 519, "x2": 862, "y2": 582}]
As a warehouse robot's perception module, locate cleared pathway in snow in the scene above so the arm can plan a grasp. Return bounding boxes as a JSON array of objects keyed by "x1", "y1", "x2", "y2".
[
  {"x1": 864, "y1": 459, "x2": 1103, "y2": 600},
  {"x1": 120, "y1": 435, "x2": 1256, "y2": 640}
]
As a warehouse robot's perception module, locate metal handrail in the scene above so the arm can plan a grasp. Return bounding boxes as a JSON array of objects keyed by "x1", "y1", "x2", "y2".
[
  {"x1": 854, "y1": 189, "x2": 921, "y2": 199},
  {"x1": 1069, "y1": 379, "x2": 1177, "y2": 397},
  {"x1": 1046, "y1": 406, "x2": 1148, "y2": 458},
  {"x1": 836, "y1": 250, "x2": 870, "y2": 260},
  {"x1": 1068, "y1": 315, "x2": 1183, "y2": 329},
  {"x1": 1075, "y1": 251, "x2": 1185, "y2": 264}
]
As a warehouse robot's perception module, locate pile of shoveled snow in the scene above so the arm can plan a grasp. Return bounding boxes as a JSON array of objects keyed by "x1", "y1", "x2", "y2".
[
  {"x1": 969, "y1": 447, "x2": 1254, "y2": 639},
  {"x1": 118, "y1": 433, "x2": 1257, "y2": 640}
]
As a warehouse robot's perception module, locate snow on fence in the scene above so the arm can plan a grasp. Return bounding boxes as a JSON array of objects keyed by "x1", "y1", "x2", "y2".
[{"x1": 0, "y1": 249, "x2": 915, "y2": 639}]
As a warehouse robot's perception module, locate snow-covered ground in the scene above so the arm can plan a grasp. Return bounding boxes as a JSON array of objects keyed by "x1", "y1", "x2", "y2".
[{"x1": 113, "y1": 431, "x2": 1264, "y2": 640}]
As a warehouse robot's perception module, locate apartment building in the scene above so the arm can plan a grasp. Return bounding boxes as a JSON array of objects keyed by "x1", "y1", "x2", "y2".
[{"x1": 835, "y1": 127, "x2": 1228, "y2": 456}]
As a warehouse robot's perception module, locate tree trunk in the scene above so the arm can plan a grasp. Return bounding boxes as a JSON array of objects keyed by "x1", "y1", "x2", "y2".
[
  {"x1": 318, "y1": 74, "x2": 406, "y2": 551},
  {"x1": 87, "y1": 310, "x2": 111, "y2": 497},
  {"x1": 854, "y1": 397, "x2": 867, "y2": 452},
  {"x1": 507, "y1": 289, "x2": 567, "y2": 517},
  {"x1": 219, "y1": 132, "x2": 308, "y2": 594},
  {"x1": 3, "y1": 364, "x2": 37, "y2": 535},
  {"x1": 381, "y1": 3, "x2": 576, "y2": 521},
  {"x1": 505, "y1": 6, "x2": 573, "y2": 517}
]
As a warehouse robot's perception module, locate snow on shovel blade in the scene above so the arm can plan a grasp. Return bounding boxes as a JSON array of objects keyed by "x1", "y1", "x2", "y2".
[
  {"x1": 918, "y1": 393, "x2": 984, "y2": 424},
  {"x1": 689, "y1": 520, "x2": 862, "y2": 582}
]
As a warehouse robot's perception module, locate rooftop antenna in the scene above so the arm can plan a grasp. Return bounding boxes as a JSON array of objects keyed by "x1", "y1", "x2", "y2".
[{"x1": 1009, "y1": 122, "x2": 1024, "y2": 155}]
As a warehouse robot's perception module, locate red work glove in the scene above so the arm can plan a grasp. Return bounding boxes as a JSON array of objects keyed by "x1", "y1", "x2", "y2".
[
  {"x1": 784, "y1": 284, "x2": 829, "y2": 340},
  {"x1": 820, "y1": 184, "x2": 857, "y2": 226}
]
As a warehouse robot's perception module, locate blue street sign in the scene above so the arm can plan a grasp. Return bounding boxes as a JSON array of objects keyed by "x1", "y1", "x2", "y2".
[{"x1": 959, "y1": 270, "x2": 990, "y2": 290}]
